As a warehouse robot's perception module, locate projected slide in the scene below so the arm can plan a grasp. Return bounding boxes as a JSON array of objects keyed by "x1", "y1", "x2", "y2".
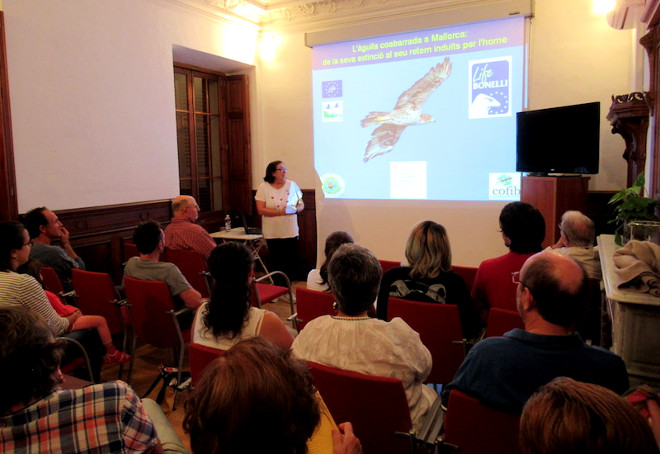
[{"x1": 312, "y1": 17, "x2": 525, "y2": 201}]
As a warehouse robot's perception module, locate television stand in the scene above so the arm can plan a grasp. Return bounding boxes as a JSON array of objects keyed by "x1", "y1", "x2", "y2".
[{"x1": 520, "y1": 175, "x2": 589, "y2": 248}]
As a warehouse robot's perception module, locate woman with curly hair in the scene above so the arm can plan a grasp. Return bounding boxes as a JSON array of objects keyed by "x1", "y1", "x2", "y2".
[{"x1": 191, "y1": 241, "x2": 293, "y2": 350}]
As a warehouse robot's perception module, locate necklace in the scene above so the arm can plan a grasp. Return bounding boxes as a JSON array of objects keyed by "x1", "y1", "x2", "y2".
[{"x1": 331, "y1": 316, "x2": 371, "y2": 321}]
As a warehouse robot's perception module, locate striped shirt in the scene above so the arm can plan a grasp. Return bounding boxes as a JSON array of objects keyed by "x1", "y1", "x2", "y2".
[
  {"x1": 0, "y1": 381, "x2": 158, "y2": 453},
  {"x1": 163, "y1": 218, "x2": 216, "y2": 261},
  {"x1": 0, "y1": 271, "x2": 69, "y2": 335}
]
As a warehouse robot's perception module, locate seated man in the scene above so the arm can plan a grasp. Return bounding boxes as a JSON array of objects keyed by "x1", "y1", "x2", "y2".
[
  {"x1": 441, "y1": 251, "x2": 629, "y2": 414},
  {"x1": 0, "y1": 307, "x2": 161, "y2": 453},
  {"x1": 546, "y1": 210, "x2": 601, "y2": 279},
  {"x1": 124, "y1": 220, "x2": 203, "y2": 310},
  {"x1": 163, "y1": 195, "x2": 216, "y2": 262},
  {"x1": 22, "y1": 207, "x2": 85, "y2": 293}
]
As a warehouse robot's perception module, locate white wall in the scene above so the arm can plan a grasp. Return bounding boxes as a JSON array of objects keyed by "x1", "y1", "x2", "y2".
[
  {"x1": 5, "y1": 0, "x2": 258, "y2": 211},
  {"x1": 4, "y1": 0, "x2": 637, "y2": 267},
  {"x1": 257, "y1": 0, "x2": 636, "y2": 267}
]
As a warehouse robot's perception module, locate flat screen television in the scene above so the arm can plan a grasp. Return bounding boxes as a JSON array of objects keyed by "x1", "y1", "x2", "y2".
[{"x1": 516, "y1": 102, "x2": 600, "y2": 175}]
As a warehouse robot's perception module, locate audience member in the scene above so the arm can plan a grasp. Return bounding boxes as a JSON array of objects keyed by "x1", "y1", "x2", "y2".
[
  {"x1": 0, "y1": 221, "x2": 103, "y2": 381},
  {"x1": 472, "y1": 201, "x2": 545, "y2": 325},
  {"x1": 307, "y1": 230, "x2": 354, "y2": 292},
  {"x1": 192, "y1": 242, "x2": 293, "y2": 350},
  {"x1": 123, "y1": 220, "x2": 202, "y2": 310},
  {"x1": 17, "y1": 258, "x2": 129, "y2": 364},
  {"x1": 22, "y1": 206, "x2": 85, "y2": 293},
  {"x1": 163, "y1": 195, "x2": 217, "y2": 262},
  {"x1": 520, "y1": 377, "x2": 660, "y2": 454},
  {"x1": 0, "y1": 307, "x2": 164, "y2": 453},
  {"x1": 184, "y1": 336, "x2": 362, "y2": 454},
  {"x1": 292, "y1": 243, "x2": 436, "y2": 431},
  {"x1": 376, "y1": 220, "x2": 480, "y2": 339},
  {"x1": 441, "y1": 251, "x2": 629, "y2": 413},
  {"x1": 547, "y1": 210, "x2": 601, "y2": 279}
]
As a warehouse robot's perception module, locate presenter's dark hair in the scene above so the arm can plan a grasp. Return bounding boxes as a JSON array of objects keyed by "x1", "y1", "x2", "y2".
[
  {"x1": 264, "y1": 160, "x2": 284, "y2": 183},
  {"x1": 203, "y1": 242, "x2": 254, "y2": 338},
  {"x1": 0, "y1": 221, "x2": 27, "y2": 272},
  {"x1": 133, "y1": 220, "x2": 163, "y2": 255},
  {"x1": 499, "y1": 202, "x2": 545, "y2": 254},
  {"x1": 22, "y1": 207, "x2": 49, "y2": 240}
]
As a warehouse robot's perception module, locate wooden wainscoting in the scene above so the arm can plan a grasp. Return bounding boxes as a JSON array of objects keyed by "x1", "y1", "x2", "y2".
[
  {"x1": 48, "y1": 200, "x2": 171, "y2": 284},
  {"x1": 44, "y1": 190, "x2": 318, "y2": 285}
]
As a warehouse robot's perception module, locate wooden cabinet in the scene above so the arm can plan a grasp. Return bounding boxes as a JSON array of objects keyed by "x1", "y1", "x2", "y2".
[{"x1": 521, "y1": 176, "x2": 589, "y2": 248}]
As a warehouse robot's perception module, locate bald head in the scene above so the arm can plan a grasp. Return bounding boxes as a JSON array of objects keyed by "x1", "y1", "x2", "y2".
[
  {"x1": 559, "y1": 211, "x2": 595, "y2": 247},
  {"x1": 172, "y1": 195, "x2": 199, "y2": 221},
  {"x1": 520, "y1": 251, "x2": 587, "y2": 328}
]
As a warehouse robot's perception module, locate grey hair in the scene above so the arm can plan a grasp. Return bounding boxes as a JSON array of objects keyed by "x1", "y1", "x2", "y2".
[
  {"x1": 560, "y1": 211, "x2": 595, "y2": 247},
  {"x1": 327, "y1": 243, "x2": 381, "y2": 315}
]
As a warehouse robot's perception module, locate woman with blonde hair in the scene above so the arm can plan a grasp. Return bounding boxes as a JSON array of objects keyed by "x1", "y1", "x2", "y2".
[{"x1": 376, "y1": 220, "x2": 480, "y2": 339}]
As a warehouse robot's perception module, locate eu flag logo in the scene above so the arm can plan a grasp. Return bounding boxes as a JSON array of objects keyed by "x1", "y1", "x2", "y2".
[{"x1": 322, "y1": 80, "x2": 342, "y2": 98}]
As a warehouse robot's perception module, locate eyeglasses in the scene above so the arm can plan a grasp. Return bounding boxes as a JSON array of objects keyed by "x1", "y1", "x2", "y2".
[
  {"x1": 512, "y1": 271, "x2": 533, "y2": 292},
  {"x1": 23, "y1": 240, "x2": 33, "y2": 247},
  {"x1": 275, "y1": 167, "x2": 287, "y2": 172}
]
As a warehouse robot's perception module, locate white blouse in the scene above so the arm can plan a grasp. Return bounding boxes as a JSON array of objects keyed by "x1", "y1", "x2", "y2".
[
  {"x1": 192, "y1": 302, "x2": 266, "y2": 350},
  {"x1": 255, "y1": 180, "x2": 302, "y2": 239},
  {"x1": 291, "y1": 315, "x2": 436, "y2": 431}
]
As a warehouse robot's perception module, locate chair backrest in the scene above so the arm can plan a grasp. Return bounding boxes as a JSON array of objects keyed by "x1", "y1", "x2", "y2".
[
  {"x1": 123, "y1": 241, "x2": 140, "y2": 262},
  {"x1": 189, "y1": 342, "x2": 225, "y2": 386},
  {"x1": 72, "y1": 269, "x2": 124, "y2": 335},
  {"x1": 576, "y1": 277, "x2": 603, "y2": 345},
  {"x1": 41, "y1": 266, "x2": 64, "y2": 294},
  {"x1": 387, "y1": 297, "x2": 465, "y2": 385},
  {"x1": 379, "y1": 259, "x2": 401, "y2": 274},
  {"x1": 295, "y1": 287, "x2": 336, "y2": 330},
  {"x1": 485, "y1": 307, "x2": 524, "y2": 338},
  {"x1": 123, "y1": 276, "x2": 181, "y2": 348},
  {"x1": 308, "y1": 361, "x2": 413, "y2": 454},
  {"x1": 165, "y1": 248, "x2": 210, "y2": 298},
  {"x1": 443, "y1": 390, "x2": 521, "y2": 454},
  {"x1": 451, "y1": 265, "x2": 478, "y2": 292}
]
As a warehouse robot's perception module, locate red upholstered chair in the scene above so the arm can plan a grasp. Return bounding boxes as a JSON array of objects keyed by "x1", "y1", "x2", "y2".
[
  {"x1": 441, "y1": 389, "x2": 520, "y2": 454},
  {"x1": 250, "y1": 271, "x2": 295, "y2": 329},
  {"x1": 387, "y1": 297, "x2": 466, "y2": 386},
  {"x1": 72, "y1": 269, "x2": 129, "y2": 378},
  {"x1": 123, "y1": 276, "x2": 192, "y2": 409},
  {"x1": 451, "y1": 265, "x2": 478, "y2": 292},
  {"x1": 189, "y1": 342, "x2": 225, "y2": 386},
  {"x1": 308, "y1": 361, "x2": 414, "y2": 454},
  {"x1": 40, "y1": 266, "x2": 75, "y2": 300},
  {"x1": 485, "y1": 307, "x2": 524, "y2": 338},
  {"x1": 165, "y1": 248, "x2": 210, "y2": 298},
  {"x1": 122, "y1": 241, "x2": 140, "y2": 262},
  {"x1": 379, "y1": 259, "x2": 401, "y2": 274},
  {"x1": 290, "y1": 287, "x2": 337, "y2": 331}
]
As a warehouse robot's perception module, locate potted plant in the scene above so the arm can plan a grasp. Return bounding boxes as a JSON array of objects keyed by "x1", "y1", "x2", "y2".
[{"x1": 608, "y1": 172, "x2": 660, "y2": 245}]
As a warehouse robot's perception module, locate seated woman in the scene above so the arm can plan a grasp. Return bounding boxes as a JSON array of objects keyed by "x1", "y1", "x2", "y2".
[
  {"x1": 520, "y1": 377, "x2": 660, "y2": 454},
  {"x1": 0, "y1": 221, "x2": 104, "y2": 381},
  {"x1": 192, "y1": 242, "x2": 294, "y2": 351},
  {"x1": 292, "y1": 243, "x2": 436, "y2": 432},
  {"x1": 0, "y1": 307, "x2": 163, "y2": 453},
  {"x1": 472, "y1": 201, "x2": 545, "y2": 325},
  {"x1": 184, "y1": 336, "x2": 362, "y2": 454},
  {"x1": 376, "y1": 220, "x2": 480, "y2": 339},
  {"x1": 307, "y1": 231, "x2": 354, "y2": 292},
  {"x1": 18, "y1": 258, "x2": 130, "y2": 364}
]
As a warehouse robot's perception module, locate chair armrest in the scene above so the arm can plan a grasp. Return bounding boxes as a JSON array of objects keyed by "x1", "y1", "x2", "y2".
[
  {"x1": 255, "y1": 270, "x2": 291, "y2": 288},
  {"x1": 286, "y1": 312, "x2": 299, "y2": 322},
  {"x1": 168, "y1": 306, "x2": 194, "y2": 317}
]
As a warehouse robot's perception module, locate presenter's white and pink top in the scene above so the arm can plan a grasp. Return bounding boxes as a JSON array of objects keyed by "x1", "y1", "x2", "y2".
[{"x1": 255, "y1": 180, "x2": 303, "y2": 239}]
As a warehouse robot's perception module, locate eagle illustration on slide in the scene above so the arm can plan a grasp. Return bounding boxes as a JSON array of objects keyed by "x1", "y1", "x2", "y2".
[{"x1": 360, "y1": 57, "x2": 452, "y2": 162}]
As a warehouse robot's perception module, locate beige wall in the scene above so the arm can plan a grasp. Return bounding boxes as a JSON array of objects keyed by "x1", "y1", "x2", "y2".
[{"x1": 5, "y1": 0, "x2": 637, "y2": 266}]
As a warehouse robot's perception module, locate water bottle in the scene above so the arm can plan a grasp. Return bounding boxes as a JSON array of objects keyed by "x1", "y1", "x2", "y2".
[{"x1": 224, "y1": 214, "x2": 231, "y2": 232}]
